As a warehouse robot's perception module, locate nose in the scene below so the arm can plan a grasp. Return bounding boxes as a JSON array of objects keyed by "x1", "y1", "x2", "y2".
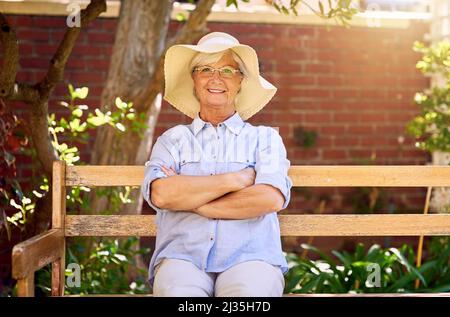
[{"x1": 211, "y1": 69, "x2": 221, "y2": 79}]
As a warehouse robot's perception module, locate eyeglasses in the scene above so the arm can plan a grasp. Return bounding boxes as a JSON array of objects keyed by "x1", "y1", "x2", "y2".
[{"x1": 192, "y1": 66, "x2": 243, "y2": 78}]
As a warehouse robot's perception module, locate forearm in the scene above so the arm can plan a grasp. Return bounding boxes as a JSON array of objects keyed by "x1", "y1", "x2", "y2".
[
  {"x1": 195, "y1": 184, "x2": 285, "y2": 220},
  {"x1": 150, "y1": 173, "x2": 241, "y2": 211}
]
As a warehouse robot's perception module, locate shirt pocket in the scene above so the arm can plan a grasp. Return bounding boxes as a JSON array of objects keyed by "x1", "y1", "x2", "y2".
[
  {"x1": 223, "y1": 156, "x2": 256, "y2": 174},
  {"x1": 179, "y1": 151, "x2": 203, "y2": 176}
]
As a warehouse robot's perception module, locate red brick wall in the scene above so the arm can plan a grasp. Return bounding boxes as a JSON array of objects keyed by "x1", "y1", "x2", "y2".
[{"x1": 6, "y1": 14, "x2": 430, "y2": 215}]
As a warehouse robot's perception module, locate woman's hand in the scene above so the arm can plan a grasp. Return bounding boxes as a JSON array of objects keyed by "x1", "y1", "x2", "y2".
[{"x1": 161, "y1": 165, "x2": 177, "y2": 177}]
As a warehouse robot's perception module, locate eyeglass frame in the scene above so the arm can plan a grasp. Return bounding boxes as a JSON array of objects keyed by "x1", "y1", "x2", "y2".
[{"x1": 192, "y1": 65, "x2": 244, "y2": 78}]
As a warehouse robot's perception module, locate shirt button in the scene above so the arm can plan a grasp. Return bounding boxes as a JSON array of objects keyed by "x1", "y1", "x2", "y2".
[
  {"x1": 218, "y1": 124, "x2": 222, "y2": 127},
  {"x1": 210, "y1": 236, "x2": 214, "y2": 241},
  {"x1": 210, "y1": 173, "x2": 214, "y2": 175}
]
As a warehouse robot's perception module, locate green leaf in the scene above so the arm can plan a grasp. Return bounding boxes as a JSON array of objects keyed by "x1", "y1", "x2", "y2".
[
  {"x1": 72, "y1": 108, "x2": 83, "y2": 118},
  {"x1": 226, "y1": 0, "x2": 238, "y2": 9},
  {"x1": 9, "y1": 199, "x2": 22, "y2": 210},
  {"x1": 69, "y1": 118, "x2": 80, "y2": 131},
  {"x1": 87, "y1": 116, "x2": 106, "y2": 126},
  {"x1": 175, "y1": 13, "x2": 186, "y2": 22},
  {"x1": 74, "y1": 87, "x2": 89, "y2": 99},
  {"x1": 115, "y1": 122, "x2": 126, "y2": 132},
  {"x1": 126, "y1": 113, "x2": 136, "y2": 120},
  {"x1": 115, "y1": 97, "x2": 127, "y2": 110}
]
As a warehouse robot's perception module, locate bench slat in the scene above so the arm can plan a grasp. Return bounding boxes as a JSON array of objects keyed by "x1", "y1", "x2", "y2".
[
  {"x1": 65, "y1": 214, "x2": 450, "y2": 237},
  {"x1": 65, "y1": 165, "x2": 450, "y2": 187}
]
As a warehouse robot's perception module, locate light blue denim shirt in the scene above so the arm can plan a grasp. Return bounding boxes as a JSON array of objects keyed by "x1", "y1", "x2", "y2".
[{"x1": 141, "y1": 111, "x2": 293, "y2": 287}]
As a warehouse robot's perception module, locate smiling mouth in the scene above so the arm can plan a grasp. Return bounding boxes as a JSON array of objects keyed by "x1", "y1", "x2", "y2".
[{"x1": 207, "y1": 89, "x2": 226, "y2": 94}]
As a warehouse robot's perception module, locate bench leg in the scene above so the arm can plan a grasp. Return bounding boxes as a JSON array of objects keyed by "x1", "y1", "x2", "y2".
[
  {"x1": 17, "y1": 275, "x2": 34, "y2": 297},
  {"x1": 52, "y1": 257, "x2": 65, "y2": 296}
]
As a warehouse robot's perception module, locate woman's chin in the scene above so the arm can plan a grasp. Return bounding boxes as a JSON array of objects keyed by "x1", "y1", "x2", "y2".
[{"x1": 204, "y1": 98, "x2": 228, "y2": 108}]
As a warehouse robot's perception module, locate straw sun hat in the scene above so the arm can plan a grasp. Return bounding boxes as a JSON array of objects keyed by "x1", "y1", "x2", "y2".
[{"x1": 163, "y1": 32, "x2": 277, "y2": 121}]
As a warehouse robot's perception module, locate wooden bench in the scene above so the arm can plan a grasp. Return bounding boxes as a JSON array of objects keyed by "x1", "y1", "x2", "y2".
[{"x1": 12, "y1": 161, "x2": 450, "y2": 297}]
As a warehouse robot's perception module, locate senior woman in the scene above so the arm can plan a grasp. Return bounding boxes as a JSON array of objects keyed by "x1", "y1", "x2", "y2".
[{"x1": 141, "y1": 32, "x2": 293, "y2": 297}]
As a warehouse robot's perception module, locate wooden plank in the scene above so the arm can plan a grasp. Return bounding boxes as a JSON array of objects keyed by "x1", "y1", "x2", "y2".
[
  {"x1": 288, "y1": 166, "x2": 450, "y2": 187},
  {"x1": 66, "y1": 215, "x2": 157, "y2": 236},
  {"x1": 52, "y1": 160, "x2": 66, "y2": 228},
  {"x1": 65, "y1": 165, "x2": 450, "y2": 187},
  {"x1": 66, "y1": 166, "x2": 144, "y2": 186},
  {"x1": 279, "y1": 214, "x2": 450, "y2": 236},
  {"x1": 12, "y1": 229, "x2": 64, "y2": 279},
  {"x1": 52, "y1": 260, "x2": 64, "y2": 296},
  {"x1": 16, "y1": 275, "x2": 34, "y2": 297},
  {"x1": 52, "y1": 160, "x2": 66, "y2": 297},
  {"x1": 65, "y1": 214, "x2": 450, "y2": 237}
]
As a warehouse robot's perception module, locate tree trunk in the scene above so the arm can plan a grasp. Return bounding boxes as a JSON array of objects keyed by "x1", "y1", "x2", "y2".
[{"x1": 89, "y1": 0, "x2": 173, "y2": 216}]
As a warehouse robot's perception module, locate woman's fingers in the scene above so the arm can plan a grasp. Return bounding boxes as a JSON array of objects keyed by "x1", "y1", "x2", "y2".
[{"x1": 162, "y1": 165, "x2": 176, "y2": 176}]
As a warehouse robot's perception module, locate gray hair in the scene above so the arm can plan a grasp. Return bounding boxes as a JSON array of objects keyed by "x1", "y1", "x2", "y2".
[{"x1": 190, "y1": 49, "x2": 247, "y2": 77}]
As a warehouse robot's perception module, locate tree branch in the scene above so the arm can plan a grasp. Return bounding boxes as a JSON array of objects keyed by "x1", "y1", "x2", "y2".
[
  {"x1": 0, "y1": 13, "x2": 21, "y2": 99},
  {"x1": 38, "y1": 0, "x2": 107, "y2": 99}
]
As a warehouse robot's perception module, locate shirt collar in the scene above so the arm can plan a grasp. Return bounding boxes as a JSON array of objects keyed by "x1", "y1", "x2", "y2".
[{"x1": 191, "y1": 111, "x2": 245, "y2": 136}]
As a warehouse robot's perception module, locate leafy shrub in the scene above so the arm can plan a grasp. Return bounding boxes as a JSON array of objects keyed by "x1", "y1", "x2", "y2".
[{"x1": 285, "y1": 237, "x2": 450, "y2": 294}]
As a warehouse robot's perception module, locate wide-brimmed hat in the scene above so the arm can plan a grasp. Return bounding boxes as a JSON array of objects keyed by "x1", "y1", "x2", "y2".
[{"x1": 163, "y1": 32, "x2": 277, "y2": 121}]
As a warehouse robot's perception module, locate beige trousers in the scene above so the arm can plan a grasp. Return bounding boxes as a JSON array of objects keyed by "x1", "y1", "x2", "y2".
[{"x1": 153, "y1": 258, "x2": 285, "y2": 297}]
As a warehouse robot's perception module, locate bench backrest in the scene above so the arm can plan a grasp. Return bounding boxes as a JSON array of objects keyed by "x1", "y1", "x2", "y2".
[{"x1": 60, "y1": 162, "x2": 450, "y2": 237}]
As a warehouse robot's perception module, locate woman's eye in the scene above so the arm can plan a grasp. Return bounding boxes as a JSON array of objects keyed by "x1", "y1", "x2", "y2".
[
  {"x1": 222, "y1": 68, "x2": 233, "y2": 74},
  {"x1": 201, "y1": 67, "x2": 213, "y2": 73}
]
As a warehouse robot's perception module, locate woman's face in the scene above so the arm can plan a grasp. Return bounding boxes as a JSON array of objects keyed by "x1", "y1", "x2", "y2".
[{"x1": 192, "y1": 51, "x2": 243, "y2": 111}]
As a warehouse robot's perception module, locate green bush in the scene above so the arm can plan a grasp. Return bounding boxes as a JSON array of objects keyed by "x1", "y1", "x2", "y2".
[
  {"x1": 6, "y1": 85, "x2": 151, "y2": 296},
  {"x1": 36, "y1": 237, "x2": 150, "y2": 295},
  {"x1": 284, "y1": 237, "x2": 450, "y2": 294},
  {"x1": 406, "y1": 41, "x2": 450, "y2": 153}
]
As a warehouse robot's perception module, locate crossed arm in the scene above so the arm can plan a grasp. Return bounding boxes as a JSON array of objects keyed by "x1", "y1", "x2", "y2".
[{"x1": 150, "y1": 166, "x2": 285, "y2": 220}]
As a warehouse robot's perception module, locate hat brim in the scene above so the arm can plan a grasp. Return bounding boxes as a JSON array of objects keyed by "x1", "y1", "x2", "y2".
[{"x1": 163, "y1": 42, "x2": 277, "y2": 121}]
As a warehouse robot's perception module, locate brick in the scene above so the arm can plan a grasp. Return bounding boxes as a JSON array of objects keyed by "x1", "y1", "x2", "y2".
[
  {"x1": 88, "y1": 32, "x2": 116, "y2": 44},
  {"x1": 69, "y1": 72, "x2": 105, "y2": 84},
  {"x1": 14, "y1": 16, "x2": 33, "y2": 27},
  {"x1": 20, "y1": 58, "x2": 49, "y2": 69},
  {"x1": 67, "y1": 59, "x2": 86, "y2": 69},
  {"x1": 275, "y1": 63, "x2": 303, "y2": 73},
  {"x1": 35, "y1": 18, "x2": 66, "y2": 28},
  {"x1": 334, "y1": 113, "x2": 358, "y2": 122},
  {"x1": 291, "y1": 149, "x2": 320, "y2": 160},
  {"x1": 304, "y1": 63, "x2": 331, "y2": 73},
  {"x1": 304, "y1": 113, "x2": 331, "y2": 123},
  {"x1": 102, "y1": 18, "x2": 118, "y2": 30},
  {"x1": 359, "y1": 113, "x2": 387, "y2": 122},
  {"x1": 16, "y1": 29, "x2": 49, "y2": 42},
  {"x1": 348, "y1": 125, "x2": 374, "y2": 134},
  {"x1": 333, "y1": 89, "x2": 361, "y2": 99},
  {"x1": 317, "y1": 76, "x2": 343, "y2": 86},
  {"x1": 323, "y1": 150, "x2": 347, "y2": 160},
  {"x1": 72, "y1": 45, "x2": 106, "y2": 56},
  {"x1": 334, "y1": 137, "x2": 360, "y2": 147},
  {"x1": 348, "y1": 149, "x2": 374, "y2": 158},
  {"x1": 35, "y1": 44, "x2": 58, "y2": 55},
  {"x1": 320, "y1": 125, "x2": 346, "y2": 134}
]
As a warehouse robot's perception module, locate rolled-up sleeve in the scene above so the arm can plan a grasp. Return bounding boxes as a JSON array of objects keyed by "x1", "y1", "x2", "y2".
[
  {"x1": 254, "y1": 127, "x2": 293, "y2": 209},
  {"x1": 141, "y1": 133, "x2": 179, "y2": 213}
]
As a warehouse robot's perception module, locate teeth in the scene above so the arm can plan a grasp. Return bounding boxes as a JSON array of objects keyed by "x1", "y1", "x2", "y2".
[{"x1": 208, "y1": 89, "x2": 225, "y2": 93}]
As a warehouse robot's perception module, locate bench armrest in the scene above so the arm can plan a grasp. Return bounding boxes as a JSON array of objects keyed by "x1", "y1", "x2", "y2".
[{"x1": 12, "y1": 229, "x2": 64, "y2": 296}]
